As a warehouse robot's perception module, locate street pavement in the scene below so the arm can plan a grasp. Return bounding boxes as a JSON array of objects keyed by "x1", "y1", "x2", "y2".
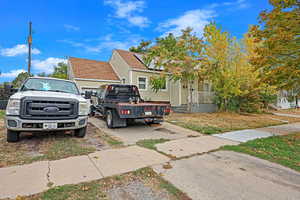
[{"x1": 153, "y1": 151, "x2": 300, "y2": 200}]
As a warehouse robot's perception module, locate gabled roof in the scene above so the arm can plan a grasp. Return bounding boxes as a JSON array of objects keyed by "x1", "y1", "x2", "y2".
[
  {"x1": 115, "y1": 49, "x2": 147, "y2": 70},
  {"x1": 69, "y1": 57, "x2": 119, "y2": 81}
]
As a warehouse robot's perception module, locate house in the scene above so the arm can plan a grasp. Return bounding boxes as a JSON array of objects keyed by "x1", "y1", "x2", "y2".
[{"x1": 68, "y1": 49, "x2": 217, "y2": 112}]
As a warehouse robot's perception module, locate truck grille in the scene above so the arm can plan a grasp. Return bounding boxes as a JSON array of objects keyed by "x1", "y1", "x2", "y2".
[{"x1": 20, "y1": 97, "x2": 78, "y2": 120}]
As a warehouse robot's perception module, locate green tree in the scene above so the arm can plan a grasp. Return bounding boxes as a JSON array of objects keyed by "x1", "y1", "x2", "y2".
[
  {"x1": 50, "y1": 62, "x2": 68, "y2": 79},
  {"x1": 37, "y1": 72, "x2": 49, "y2": 77},
  {"x1": 250, "y1": 0, "x2": 300, "y2": 90},
  {"x1": 12, "y1": 72, "x2": 32, "y2": 88},
  {"x1": 146, "y1": 28, "x2": 206, "y2": 112},
  {"x1": 129, "y1": 40, "x2": 152, "y2": 53}
]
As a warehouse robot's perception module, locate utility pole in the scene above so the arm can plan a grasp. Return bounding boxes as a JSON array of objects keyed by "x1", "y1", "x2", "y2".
[{"x1": 27, "y1": 21, "x2": 32, "y2": 74}]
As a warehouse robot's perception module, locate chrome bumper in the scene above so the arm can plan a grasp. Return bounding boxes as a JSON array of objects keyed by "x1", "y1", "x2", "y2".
[{"x1": 5, "y1": 116, "x2": 88, "y2": 131}]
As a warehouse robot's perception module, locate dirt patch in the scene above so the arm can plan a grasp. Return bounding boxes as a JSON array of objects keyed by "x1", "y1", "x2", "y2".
[
  {"x1": 16, "y1": 168, "x2": 190, "y2": 200},
  {"x1": 0, "y1": 122, "x2": 114, "y2": 168},
  {"x1": 107, "y1": 180, "x2": 169, "y2": 200}
]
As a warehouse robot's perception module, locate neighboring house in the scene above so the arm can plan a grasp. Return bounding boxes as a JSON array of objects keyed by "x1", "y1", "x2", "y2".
[
  {"x1": 277, "y1": 90, "x2": 300, "y2": 109},
  {"x1": 68, "y1": 49, "x2": 217, "y2": 112},
  {"x1": 68, "y1": 57, "x2": 121, "y2": 91}
]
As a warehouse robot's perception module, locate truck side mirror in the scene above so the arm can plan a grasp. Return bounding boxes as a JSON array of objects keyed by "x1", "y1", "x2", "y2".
[{"x1": 11, "y1": 88, "x2": 19, "y2": 94}]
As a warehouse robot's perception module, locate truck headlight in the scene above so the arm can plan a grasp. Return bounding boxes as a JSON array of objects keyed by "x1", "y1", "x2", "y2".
[
  {"x1": 6, "y1": 99, "x2": 20, "y2": 115},
  {"x1": 79, "y1": 102, "x2": 89, "y2": 116}
]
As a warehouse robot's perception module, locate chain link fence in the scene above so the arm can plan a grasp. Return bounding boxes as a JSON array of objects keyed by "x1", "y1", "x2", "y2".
[{"x1": 0, "y1": 83, "x2": 14, "y2": 110}]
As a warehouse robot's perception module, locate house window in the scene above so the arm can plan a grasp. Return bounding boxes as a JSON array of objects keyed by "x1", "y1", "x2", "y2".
[
  {"x1": 161, "y1": 79, "x2": 167, "y2": 91},
  {"x1": 138, "y1": 77, "x2": 147, "y2": 90},
  {"x1": 204, "y1": 83, "x2": 210, "y2": 91}
]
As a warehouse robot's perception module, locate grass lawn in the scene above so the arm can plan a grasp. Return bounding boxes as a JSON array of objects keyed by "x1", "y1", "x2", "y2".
[
  {"x1": 222, "y1": 133, "x2": 300, "y2": 172},
  {"x1": 0, "y1": 122, "x2": 123, "y2": 168},
  {"x1": 17, "y1": 168, "x2": 190, "y2": 200},
  {"x1": 166, "y1": 112, "x2": 300, "y2": 135},
  {"x1": 0, "y1": 110, "x2": 5, "y2": 119},
  {"x1": 137, "y1": 138, "x2": 170, "y2": 150}
]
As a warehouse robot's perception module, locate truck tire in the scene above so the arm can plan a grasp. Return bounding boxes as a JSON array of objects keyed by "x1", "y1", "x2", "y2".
[
  {"x1": 106, "y1": 109, "x2": 127, "y2": 128},
  {"x1": 75, "y1": 126, "x2": 87, "y2": 138},
  {"x1": 7, "y1": 130, "x2": 20, "y2": 143},
  {"x1": 106, "y1": 110, "x2": 114, "y2": 128}
]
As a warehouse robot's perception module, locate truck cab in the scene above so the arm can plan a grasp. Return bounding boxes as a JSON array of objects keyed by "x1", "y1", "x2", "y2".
[{"x1": 5, "y1": 77, "x2": 90, "y2": 142}]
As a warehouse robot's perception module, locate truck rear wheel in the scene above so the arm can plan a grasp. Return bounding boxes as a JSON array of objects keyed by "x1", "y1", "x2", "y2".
[
  {"x1": 106, "y1": 110, "x2": 114, "y2": 128},
  {"x1": 106, "y1": 109, "x2": 127, "y2": 128},
  {"x1": 7, "y1": 130, "x2": 20, "y2": 143},
  {"x1": 75, "y1": 126, "x2": 87, "y2": 138}
]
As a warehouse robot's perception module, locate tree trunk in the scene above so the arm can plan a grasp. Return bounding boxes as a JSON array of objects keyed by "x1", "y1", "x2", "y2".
[{"x1": 187, "y1": 81, "x2": 193, "y2": 113}]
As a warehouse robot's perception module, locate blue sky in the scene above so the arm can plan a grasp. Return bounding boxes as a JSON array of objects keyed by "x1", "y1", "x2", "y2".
[{"x1": 0, "y1": 0, "x2": 271, "y2": 83}]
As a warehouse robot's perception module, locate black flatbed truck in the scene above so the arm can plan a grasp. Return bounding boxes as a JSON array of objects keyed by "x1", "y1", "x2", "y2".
[{"x1": 92, "y1": 84, "x2": 171, "y2": 128}]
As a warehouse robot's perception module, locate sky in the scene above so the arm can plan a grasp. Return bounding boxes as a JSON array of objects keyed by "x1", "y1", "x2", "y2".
[{"x1": 0, "y1": 0, "x2": 271, "y2": 83}]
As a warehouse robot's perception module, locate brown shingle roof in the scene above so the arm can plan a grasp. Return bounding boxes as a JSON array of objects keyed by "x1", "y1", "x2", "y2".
[
  {"x1": 115, "y1": 49, "x2": 147, "y2": 70},
  {"x1": 69, "y1": 57, "x2": 119, "y2": 81}
]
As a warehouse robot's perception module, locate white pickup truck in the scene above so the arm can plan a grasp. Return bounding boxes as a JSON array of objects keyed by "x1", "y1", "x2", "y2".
[{"x1": 5, "y1": 77, "x2": 90, "y2": 142}]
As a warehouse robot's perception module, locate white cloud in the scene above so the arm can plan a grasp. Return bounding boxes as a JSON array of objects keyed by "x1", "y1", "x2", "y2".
[
  {"x1": 32, "y1": 57, "x2": 67, "y2": 74},
  {"x1": 207, "y1": 0, "x2": 250, "y2": 10},
  {"x1": 157, "y1": 0, "x2": 250, "y2": 37},
  {"x1": 57, "y1": 39, "x2": 86, "y2": 47},
  {"x1": 59, "y1": 33, "x2": 141, "y2": 53},
  {"x1": 104, "y1": 0, "x2": 150, "y2": 27},
  {"x1": 64, "y1": 24, "x2": 80, "y2": 31},
  {"x1": 1, "y1": 69, "x2": 26, "y2": 78},
  {"x1": 158, "y1": 9, "x2": 216, "y2": 37},
  {"x1": 0, "y1": 44, "x2": 41, "y2": 57},
  {"x1": 86, "y1": 40, "x2": 132, "y2": 53}
]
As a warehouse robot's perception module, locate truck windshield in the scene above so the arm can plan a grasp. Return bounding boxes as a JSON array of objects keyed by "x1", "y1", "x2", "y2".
[{"x1": 21, "y1": 78, "x2": 79, "y2": 95}]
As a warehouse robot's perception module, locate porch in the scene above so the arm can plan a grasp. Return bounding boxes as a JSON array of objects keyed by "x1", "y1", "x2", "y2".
[{"x1": 172, "y1": 91, "x2": 217, "y2": 113}]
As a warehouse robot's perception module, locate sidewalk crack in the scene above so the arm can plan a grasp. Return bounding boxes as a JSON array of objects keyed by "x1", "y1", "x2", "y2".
[
  {"x1": 46, "y1": 161, "x2": 54, "y2": 188},
  {"x1": 88, "y1": 154, "x2": 105, "y2": 178}
]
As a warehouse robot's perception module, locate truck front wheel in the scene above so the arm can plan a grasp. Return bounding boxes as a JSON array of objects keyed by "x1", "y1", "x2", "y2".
[
  {"x1": 75, "y1": 126, "x2": 87, "y2": 138},
  {"x1": 7, "y1": 130, "x2": 20, "y2": 143}
]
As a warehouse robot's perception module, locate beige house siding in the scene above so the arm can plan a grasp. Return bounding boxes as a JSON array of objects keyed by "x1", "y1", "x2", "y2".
[
  {"x1": 131, "y1": 70, "x2": 171, "y2": 102},
  {"x1": 169, "y1": 80, "x2": 181, "y2": 106},
  {"x1": 109, "y1": 50, "x2": 131, "y2": 84},
  {"x1": 74, "y1": 79, "x2": 120, "y2": 92},
  {"x1": 180, "y1": 80, "x2": 199, "y2": 105},
  {"x1": 67, "y1": 59, "x2": 75, "y2": 80}
]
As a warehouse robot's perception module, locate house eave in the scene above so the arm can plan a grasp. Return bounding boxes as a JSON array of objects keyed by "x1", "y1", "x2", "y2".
[
  {"x1": 131, "y1": 68, "x2": 171, "y2": 75},
  {"x1": 74, "y1": 78, "x2": 121, "y2": 83}
]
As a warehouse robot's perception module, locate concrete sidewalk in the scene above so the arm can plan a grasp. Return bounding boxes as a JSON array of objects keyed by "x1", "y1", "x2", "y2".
[
  {"x1": 273, "y1": 112, "x2": 300, "y2": 118},
  {"x1": 214, "y1": 122, "x2": 300, "y2": 142},
  {"x1": 0, "y1": 146, "x2": 170, "y2": 199},
  {"x1": 154, "y1": 123, "x2": 300, "y2": 158}
]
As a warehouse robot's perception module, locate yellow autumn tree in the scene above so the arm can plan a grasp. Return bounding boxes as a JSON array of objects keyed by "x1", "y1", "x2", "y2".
[{"x1": 203, "y1": 23, "x2": 276, "y2": 112}]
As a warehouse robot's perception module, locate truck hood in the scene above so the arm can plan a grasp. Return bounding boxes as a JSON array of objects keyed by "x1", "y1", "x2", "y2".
[{"x1": 10, "y1": 91, "x2": 87, "y2": 102}]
